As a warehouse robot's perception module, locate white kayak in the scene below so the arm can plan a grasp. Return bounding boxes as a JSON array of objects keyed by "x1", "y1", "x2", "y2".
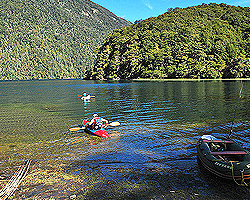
[{"x1": 81, "y1": 95, "x2": 91, "y2": 100}]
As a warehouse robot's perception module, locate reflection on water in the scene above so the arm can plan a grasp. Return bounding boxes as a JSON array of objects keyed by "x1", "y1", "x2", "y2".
[{"x1": 0, "y1": 80, "x2": 250, "y2": 199}]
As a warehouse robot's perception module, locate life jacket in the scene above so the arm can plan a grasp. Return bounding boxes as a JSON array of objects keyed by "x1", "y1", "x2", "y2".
[{"x1": 92, "y1": 117, "x2": 103, "y2": 129}]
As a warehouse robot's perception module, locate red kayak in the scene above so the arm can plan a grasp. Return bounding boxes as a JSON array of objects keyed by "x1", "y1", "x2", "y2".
[{"x1": 82, "y1": 120, "x2": 109, "y2": 138}]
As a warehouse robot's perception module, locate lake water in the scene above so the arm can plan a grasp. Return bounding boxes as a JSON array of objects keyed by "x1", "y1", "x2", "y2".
[{"x1": 0, "y1": 79, "x2": 250, "y2": 199}]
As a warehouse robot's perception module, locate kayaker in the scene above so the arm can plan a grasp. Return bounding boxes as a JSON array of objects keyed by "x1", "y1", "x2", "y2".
[
  {"x1": 87, "y1": 113, "x2": 108, "y2": 130},
  {"x1": 82, "y1": 92, "x2": 88, "y2": 97}
]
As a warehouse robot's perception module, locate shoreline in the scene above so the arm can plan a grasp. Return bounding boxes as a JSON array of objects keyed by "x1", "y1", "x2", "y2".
[
  {"x1": 132, "y1": 78, "x2": 250, "y2": 82},
  {"x1": 1, "y1": 78, "x2": 250, "y2": 82}
]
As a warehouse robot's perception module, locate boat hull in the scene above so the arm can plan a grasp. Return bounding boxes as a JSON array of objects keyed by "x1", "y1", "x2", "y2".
[
  {"x1": 197, "y1": 135, "x2": 250, "y2": 182},
  {"x1": 81, "y1": 95, "x2": 91, "y2": 100}
]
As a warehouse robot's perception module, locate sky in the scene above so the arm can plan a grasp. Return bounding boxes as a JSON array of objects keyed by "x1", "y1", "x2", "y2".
[{"x1": 92, "y1": 0, "x2": 250, "y2": 23}]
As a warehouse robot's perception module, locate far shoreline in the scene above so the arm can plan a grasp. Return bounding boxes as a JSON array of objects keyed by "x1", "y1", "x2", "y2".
[
  {"x1": 132, "y1": 78, "x2": 250, "y2": 82},
  {"x1": 1, "y1": 78, "x2": 250, "y2": 82}
]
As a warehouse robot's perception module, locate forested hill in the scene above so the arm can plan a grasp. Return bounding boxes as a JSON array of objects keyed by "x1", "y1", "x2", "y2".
[
  {"x1": 92, "y1": 4, "x2": 250, "y2": 80},
  {"x1": 0, "y1": 0, "x2": 131, "y2": 80}
]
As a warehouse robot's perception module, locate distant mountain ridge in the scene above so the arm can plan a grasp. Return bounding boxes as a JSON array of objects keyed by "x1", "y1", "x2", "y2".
[
  {"x1": 92, "y1": 3, "x2": 250, "y2": 80},
  {"x1": 89, "y1": 0, "x2": 131, "y2": 24},
  {"x1": 0, "y1": 0, "x2": 131, "y2": 80}
]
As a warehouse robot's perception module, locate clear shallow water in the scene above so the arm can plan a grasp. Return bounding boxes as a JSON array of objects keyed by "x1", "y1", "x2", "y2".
[{"x1": 0, "y1": 79, "x2": 250, "y2": 199}]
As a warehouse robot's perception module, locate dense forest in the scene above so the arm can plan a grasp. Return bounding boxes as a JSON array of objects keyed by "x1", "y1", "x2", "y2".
[
  {"x1": 0, "y1": 0, "x2": 131, "y2": 80},
  {"x1": 91, "y1": 4, "x2": 250, "y2": 80}
]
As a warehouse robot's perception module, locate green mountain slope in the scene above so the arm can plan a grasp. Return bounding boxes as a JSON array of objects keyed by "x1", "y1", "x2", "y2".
[
  {"x1": 92, "y1": 3, "x2": 250, "y2": 80},
  {"x1": 0, "y1": 0, "x2": 131, "y2": 80}
]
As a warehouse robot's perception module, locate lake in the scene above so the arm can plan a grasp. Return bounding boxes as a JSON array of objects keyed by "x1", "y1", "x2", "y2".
[{"x1": 0, "y1": 79, "x2": 250, "y2": 199}]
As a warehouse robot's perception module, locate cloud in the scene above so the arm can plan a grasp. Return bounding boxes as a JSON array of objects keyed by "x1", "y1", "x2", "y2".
[{"x1": 142, "y1": 0, "x2": 153, "y2": 10}]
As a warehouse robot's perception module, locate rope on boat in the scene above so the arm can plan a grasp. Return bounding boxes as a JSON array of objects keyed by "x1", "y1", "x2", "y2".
[
  {"x1": 0, "y1": 160, "x2": 32, "y2": 200},
  {"x1": 230, "y1": 161, "x2": 249, "y2": 186}
]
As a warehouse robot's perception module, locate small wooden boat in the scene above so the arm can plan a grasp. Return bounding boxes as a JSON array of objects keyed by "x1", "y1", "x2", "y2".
[{"x1": 197, "y1": 135, "x2": 250, "y2": 185}]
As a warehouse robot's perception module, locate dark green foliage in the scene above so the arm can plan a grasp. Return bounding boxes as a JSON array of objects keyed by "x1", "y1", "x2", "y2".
[
  {"x1": 92, "y1": 3, "x2": 250, "y2": 80},
  {"x1": 0, "y1": 0, "x2": 131, "y2": 80}
]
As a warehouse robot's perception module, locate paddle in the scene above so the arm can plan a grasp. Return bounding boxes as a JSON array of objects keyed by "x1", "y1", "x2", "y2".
[
  {"x1": 108, "y1": 121, "x2": 120, "y2": 126},
  {"x1": 69, "y1": 127, "x2": 85, "y2": 132},
  {"x1": 69, "y1": 121, "x2": 120, "y2": 132}
]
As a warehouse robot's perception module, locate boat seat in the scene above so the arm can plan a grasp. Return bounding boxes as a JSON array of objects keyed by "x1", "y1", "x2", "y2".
[
  {"x1": 210, "y1": 151, "x2": 247, "y2": 155},
  {"x1": 203, "y1": 140, "x2": 234, "y2": 143}
]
